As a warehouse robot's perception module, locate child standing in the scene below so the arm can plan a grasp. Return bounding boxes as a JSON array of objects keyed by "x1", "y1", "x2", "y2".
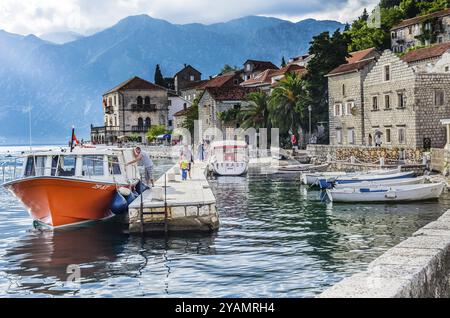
[{"x1": 180, "y1": 159, "x2": 189, "y2": 181}]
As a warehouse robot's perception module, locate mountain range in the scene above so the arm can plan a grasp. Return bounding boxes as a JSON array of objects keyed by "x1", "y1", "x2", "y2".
[{"x1": 0, "y1": 14, "x2": 343, "y2": 144}]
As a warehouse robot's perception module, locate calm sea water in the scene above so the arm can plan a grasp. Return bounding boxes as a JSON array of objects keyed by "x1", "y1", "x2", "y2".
[{"x1": 0, "y1": 147, "x2": 449, "y2": 297}]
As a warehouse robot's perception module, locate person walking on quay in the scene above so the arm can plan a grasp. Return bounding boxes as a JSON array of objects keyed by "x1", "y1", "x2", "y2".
[
  {"x1": 180, "y1": 144, "x2": 193, "y2": 179},
  {"x1": 126, "y1": 146, "x2": 154, "y2": 187},
  {"x1": 180, "y1": 159, "x2": 189, "y2": 181},
  {"x1": 197, "y1": 142, "x2": 205, "y2": 161}
]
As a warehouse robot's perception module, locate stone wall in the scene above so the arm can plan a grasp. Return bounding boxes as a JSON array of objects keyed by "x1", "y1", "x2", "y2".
[
  {"x1": 328, "y1": 70, "x2": 367, "y2": 146},
  {"x1": 414, "y1": 73, "x2": 450, "y2": 148},
  {"x1": 307, "y1": 144, "x2": 425, "y2": 164},
  {"x1": 319, "y1": 210, "x2": 450, "y2": 298},
  {"x1": 364, "y1": 50, "x2": 418, "y2": 147}
]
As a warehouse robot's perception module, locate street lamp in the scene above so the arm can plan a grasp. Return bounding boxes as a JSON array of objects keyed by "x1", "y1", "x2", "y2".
[{"x1": 308, "y1": 105, "x2": 312, "y2": 143}]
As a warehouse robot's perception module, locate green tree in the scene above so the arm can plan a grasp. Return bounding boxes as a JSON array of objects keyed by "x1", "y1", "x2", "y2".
[
  {"x1": 241, "y1": 92, "x2": 271, "y2": 130},
  {"x1": 146, "y1": 125, "x2": 169, "y2": 142},
  {"x1": 305, "y1": 30, "x2": 350, "y2": 125},
  {"x1": 154, "y1": 64, "x2": 166, "y2": 87},
  {"x1": 269, "y1": 72, "x2": 308, "y2": 139},
  {"x1": 182, "y1": 98, "x2": 199, "y2": 136},
  {"x1": 220, "y1": 64, "x2": 239, "y2": 74}
]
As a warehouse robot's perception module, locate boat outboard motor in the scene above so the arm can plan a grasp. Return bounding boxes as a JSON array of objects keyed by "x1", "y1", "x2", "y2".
[{"x1": 110, "y1": 191, "x2": 128, "y2": 215}]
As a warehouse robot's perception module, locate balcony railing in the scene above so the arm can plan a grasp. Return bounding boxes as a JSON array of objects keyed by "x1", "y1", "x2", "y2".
[
  {"x1": 105, "y1": 106, "x2": 114, "y2": 114},
  {"x1": 91, "y1": 126, "x2": 120, "y2": 134},
  {"x1": 131, "y1": 125, "x2": 150, "y2": 133},
  {"x1": 129, "y1": 104, "x2": 157, "y2": 112}
]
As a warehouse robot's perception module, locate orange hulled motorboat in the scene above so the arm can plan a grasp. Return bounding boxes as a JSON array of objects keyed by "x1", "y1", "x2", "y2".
[{"x1": 2, "y1": 147, "x2": 143, "y2": 228}]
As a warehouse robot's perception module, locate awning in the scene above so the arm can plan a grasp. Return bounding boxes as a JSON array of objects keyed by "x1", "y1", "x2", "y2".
[{"x1": 156, "y1": 134, "x2": 171, "y2": 139}]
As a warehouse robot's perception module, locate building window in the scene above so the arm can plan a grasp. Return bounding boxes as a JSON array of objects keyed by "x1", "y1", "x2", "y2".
[
  {"x1": 438, "y1": 36, "x2": 443, "y2": 43},
  {"x1": 398, "y1": 127, "x2": 406, "y2": 144},
  {"x1": 144, "y1": 96, "x2": 150, "y2": 105},
  {"x1": 372, "y1": 96, "x2": 378, "y2": 110},
  {"x1": 345, "y1": 102, "x2": 354, "y2": 116},
  {"x1": 137, "y1": 96, "x2": 143, "y2": 105},
  {"x1": 145, "y1": 117, "x2": 151, "y2": 127},
  {"x1": 348, "y1": 129, "x2": 355, "y2": 144},
  {"x1": 385, "y1": 94, "x2": 390, "y2": 109},
  {"x1": 138, "y1": 117, "x2": 143, "y2": 127},
  {"x1": 342, "y1": 84, "x2": 346, "y2": 96},
  {"x1": 397, "y1": 92, "x2": 405, "y2": 108},
  {"x1": 434, "y1": 90, "x2": 445, "y2": 106},
  {"x1": 114, "y1": 95, "x2": 117, "y2": 106},
  {"x1": 386, "y1": 128, "x2": 391, "y2": 143},
  {"x1": 392, "y1": 31, "x2": 397, "y2": 39},
  {"x1": 408, "y1": 26, "x2": 412, "y2": 35},
  {"x1": 334, "y1": 104, "x2": 342, "y2": 116},
  {"x1": 168, "y1": 120, "x2": 173, "y2": 127},
  {"x1": 246, "y1": 64, "x2": 251, "y2": 71},
  {"x1": 168, "y1": 99, "x2": 172, "y2": 106},
  {"x1": 445, "y1": 66, "x2": 450, "y2": 72},
  {"x1": 190, "y1": 75, "x2": 195, "y2": 81},
  {"x1": 384, "y1": 65, "x2": 390, "y2": 81},
  {"x1": 336, "y1": 129, "x2": 342, "y2": 144},
  {"x1": 108, "y1": 97, "x2": 112, "y2": 106}
]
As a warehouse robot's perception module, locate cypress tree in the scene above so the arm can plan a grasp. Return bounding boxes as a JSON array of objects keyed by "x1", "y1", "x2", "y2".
[{"x1": 154, "y1": 64, "x2": 165, "y2": 87}]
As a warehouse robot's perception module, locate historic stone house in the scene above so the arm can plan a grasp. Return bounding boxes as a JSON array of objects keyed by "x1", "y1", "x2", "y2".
[
  {"x1": 329, "y1": 43, "x2": 450, "y2": 149},
  {"x1": 91, "y1": 76, "x2": 169, "y2": 144},
  {"x1": 327, "y1": 48, "x2": 379, "y2": 146},
  {"x1": 391, "y1": 8, "x2": 450, "y2": 53}
]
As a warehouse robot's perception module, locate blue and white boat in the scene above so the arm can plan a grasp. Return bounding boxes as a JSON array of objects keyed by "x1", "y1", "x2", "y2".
[
  {"x1": 326, "y1": 182, "x2": 445, "y2": 203},
  {"x1": 318, "y1": 171, "x2": 416, "y2": 189}
]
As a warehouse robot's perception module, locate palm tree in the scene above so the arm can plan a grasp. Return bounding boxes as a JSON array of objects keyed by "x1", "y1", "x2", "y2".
[
  {"x1": 240, "y1": 92, "x2": 270, "y2": 130},
  {"x1": 268, "y1": 72, "x2": 308, "y2": 139}
]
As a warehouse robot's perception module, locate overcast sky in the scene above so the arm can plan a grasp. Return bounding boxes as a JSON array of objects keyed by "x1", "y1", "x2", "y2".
[{"x1": 0, "y1": 0, "x2": 379, "y2": 36}]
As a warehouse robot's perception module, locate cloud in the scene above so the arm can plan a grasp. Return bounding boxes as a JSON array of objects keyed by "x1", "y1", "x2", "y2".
[{"x1": 0, "y1": 0, "x2": 379, "y2": 35}]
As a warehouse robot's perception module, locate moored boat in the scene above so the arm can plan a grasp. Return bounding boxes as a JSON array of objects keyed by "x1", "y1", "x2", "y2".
[
  {"x1": 326, "y1": 182, "x2": 445, "y2": 203},
  {"x1": 333, "y1": 176, "x2": 426, "y2": 189},
  {"x1": 277, "y1": 163, "x2": 329, "y2": 174},
  {"x1": 208, "y1": 140, "x2": 249, "y2": 176},
  {"x1": 1, "y1": 147, "x2": 142, "y2": 228}
]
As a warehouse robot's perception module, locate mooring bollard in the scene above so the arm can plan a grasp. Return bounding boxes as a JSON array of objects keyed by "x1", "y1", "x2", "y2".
[{"x1": 379, "y1": 157, "x2": 385, "y2": 167}]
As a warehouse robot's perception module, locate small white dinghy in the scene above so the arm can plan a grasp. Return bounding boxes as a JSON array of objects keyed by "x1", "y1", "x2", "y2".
[
  {"x1": 301, "y1": 167, "x2": 402, "y2": 186},
  {"x1": 334, "y1": 176, "x2": 426, "y2": 189},
  {"x1": 277, "y1": 163, "x2": 329, "y2": 174},
  {"x1": 326, "y1": 182, "x2": 445, "y2": 203}
]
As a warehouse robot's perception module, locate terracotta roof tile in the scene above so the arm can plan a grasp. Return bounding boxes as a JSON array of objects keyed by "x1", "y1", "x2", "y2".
[
  {"x1": 346, "y1": 47, "x2": 377, "y2": 63},
  {"x1": 104, "y1": 76, "x2": 165, "y2": 95},
  {"x1": 400, "y1": 42, "x2": 450, "y2": 63},
  {"x1": 205, "y1": 86, "x2": 258, "y2": 101},
  {"x1": 240, "y1": 69, "x2": 278, "y2": 87},
  {"x1": 391, "y1": 8, "x2": 450, "y2": 30},
  {"x1": 327, "y1": 59, "x2": 374, "y2": 76},
  {"x1": 244, "y1": 59, "x2": 279, "y2": 71},
  {"x1": 173, "y1": 107, "x2": 191, "y2": 117}
]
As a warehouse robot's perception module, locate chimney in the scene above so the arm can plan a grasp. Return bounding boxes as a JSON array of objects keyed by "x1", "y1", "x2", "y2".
[
  {"x1": 209, "y1": 76, "x2": 213, "y2": 80},
  {"x1": 184, "y1": 63, "x2": 187, "y2": 68}
]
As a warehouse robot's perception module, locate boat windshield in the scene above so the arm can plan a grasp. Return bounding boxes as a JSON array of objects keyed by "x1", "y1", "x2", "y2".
[
  {"x1": 57, "y1": 156, "x2": 76, "y2": 177},
  {"x1": 82, "y1": 155, "x2": 104, "y2": 177},
  {"x1": 24, "y1": 156, "x2": 46, "y2": 177},
  {"x1": 108, "y1": 156, "x2": 121, "y2": 175}
]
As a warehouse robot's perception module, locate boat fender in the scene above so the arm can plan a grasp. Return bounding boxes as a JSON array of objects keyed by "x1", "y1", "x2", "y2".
[
  {"x1": 135, "y1": 180, "x2": 150, "y2": 195},
  {"x1": 126, "y1": 191, "x2": 138, "y2": 205},
  {"x1": 110, "y1": 191, "x2": 128, "y2": 215},
  {"x1": 118, "y1": 187, "x2": 131, "y2": 197}
]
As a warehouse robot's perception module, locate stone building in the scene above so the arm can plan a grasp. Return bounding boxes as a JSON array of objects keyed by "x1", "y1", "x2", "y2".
[
  {"x1": 172, "y1": 106, "x2": 190, "y2": 131},
  {"x1": 391, "y1": 8, "x2": 450, "y2": 53},
  {"x1": 327, "y1": 48, "x2": 379, "y2": 146},
  {"x1": 174, "y1": 64, "x2": 202, "y2": 93},
  {"x1": 363, "y1": 45, "x2": 450, "y2": 149},
  {"x1": 91, "y1": 76, "x2": 169, "y2": 144},
  {"x1": 242, "y1": 59, "x2": 278, "y2": 80},
  {"x1": 240, "y1": 64, "x2": 306, "y2": 93},
  {"x1": 198, "y1": 86, "x2": 257, "y2": 138},
  {"x1": 180, "y1": 71, "x2": 243, "y2": 102}
]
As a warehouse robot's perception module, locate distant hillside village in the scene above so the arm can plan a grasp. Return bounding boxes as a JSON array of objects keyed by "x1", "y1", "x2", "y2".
[{"x1": 91, "y1": 4, "x2": 450, "y2": 153}]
